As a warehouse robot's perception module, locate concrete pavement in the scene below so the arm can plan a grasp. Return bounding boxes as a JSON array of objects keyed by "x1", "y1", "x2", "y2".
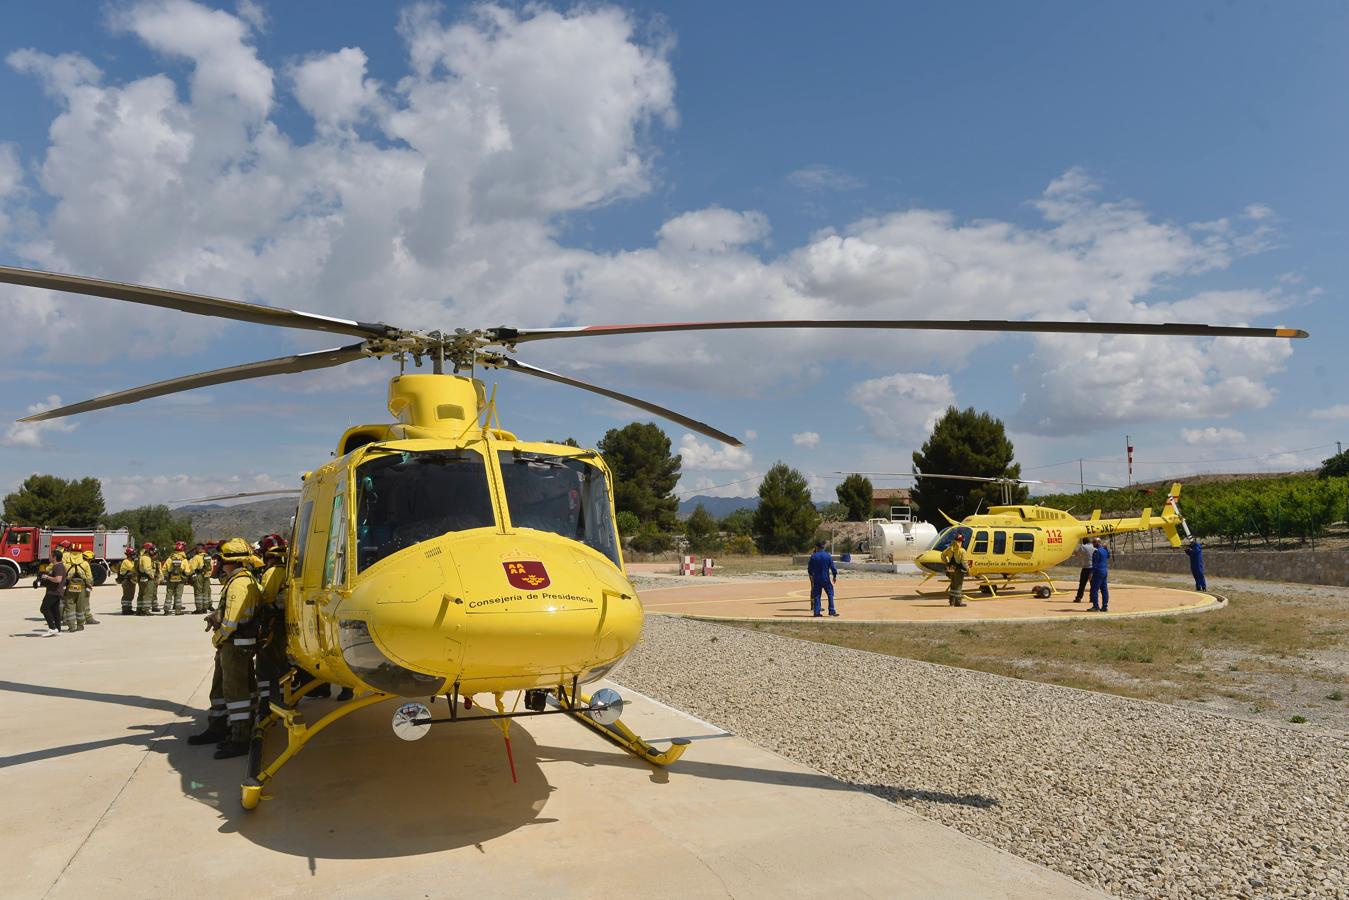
[{"x1": 1, "y1": 584, "x2": 1101, "y2": 899}]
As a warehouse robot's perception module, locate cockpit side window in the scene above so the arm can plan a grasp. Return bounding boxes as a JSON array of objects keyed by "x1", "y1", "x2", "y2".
[{"x1": 355, "y1": 450, "x2": 495, "y2": 572}]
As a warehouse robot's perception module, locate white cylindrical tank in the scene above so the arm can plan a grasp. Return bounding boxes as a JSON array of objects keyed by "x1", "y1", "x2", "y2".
[{"x1": 867, "y1": 515, "x2": 938, "y2": 563}]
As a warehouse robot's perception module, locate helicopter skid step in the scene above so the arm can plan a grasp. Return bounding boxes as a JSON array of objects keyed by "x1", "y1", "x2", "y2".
[
  {"x1": 915, "y1": 570, "x2": 1057, "y2": 599},
  {"x1": 554, "y1": 686, "x2": 690, "y2": 767},
  {"x1": 243, "y1": 674, "x2": 391, "y2": 811}
]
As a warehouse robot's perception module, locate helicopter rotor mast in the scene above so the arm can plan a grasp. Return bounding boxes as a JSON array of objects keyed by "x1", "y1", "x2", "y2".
[{"x1": 0, "y1": 264, "x2": 1311, "y2": 443}]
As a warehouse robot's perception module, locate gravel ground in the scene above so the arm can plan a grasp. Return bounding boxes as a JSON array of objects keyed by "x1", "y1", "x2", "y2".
[{"x1": 617, "y1": 616, "x2": 1349, "y2": 899}]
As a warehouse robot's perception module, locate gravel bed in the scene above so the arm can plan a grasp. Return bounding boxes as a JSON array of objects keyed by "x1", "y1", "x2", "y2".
[{"x1": 617, "y1": 616, "x2": 1349, "y2": 899}]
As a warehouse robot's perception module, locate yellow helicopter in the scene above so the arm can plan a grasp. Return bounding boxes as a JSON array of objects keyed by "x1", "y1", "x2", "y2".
[
  {"x1": 0, "y1": 264, "x2": 1305, "y2": 809},
  {"x1": 908, "y1": 478, "x2": 1189, "y2": 598}
]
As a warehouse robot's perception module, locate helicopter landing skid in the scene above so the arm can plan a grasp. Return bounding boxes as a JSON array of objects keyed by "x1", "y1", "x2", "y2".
[
  {"x1": 242, "y1": 675, "x2": 390, "y2": 810},
  {"x1": 554, "y1": 684, "x2": 690, "y2": 767}
]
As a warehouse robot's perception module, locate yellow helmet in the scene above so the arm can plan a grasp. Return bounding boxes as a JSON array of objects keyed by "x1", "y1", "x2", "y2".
[
  {"x1": 218, "y1": 537, "x2": 253, "y2": 561},
  {"x1": 83, "y1": 550, "x2": 95, "y2": 559}
]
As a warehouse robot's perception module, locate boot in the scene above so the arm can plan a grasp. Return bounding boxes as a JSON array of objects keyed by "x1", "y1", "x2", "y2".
[
  {"x1": 175, "y1": 609, "x2": 186, "y2": 615},
  {"x1": 86, "y1": 617, "x2": 101, "y2": 625},
  {"x1": 307, "y1": 684, "x2": 332, "y2": 700},
  {"x1": 187, "y1": 723, "x2": 228, "y2": 745},
  {"x1": 213, "y1": 741, "x2": 249, "y2": 760},
  {"x1": 336, "y1": 687, "x2": 354, "y2": 701}
]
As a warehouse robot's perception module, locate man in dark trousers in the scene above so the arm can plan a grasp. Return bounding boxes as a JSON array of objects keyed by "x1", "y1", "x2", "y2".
[
  {"x1": 38, "y1": 548, "x2": 67, "y2": 635},
  {"x1": 1089, "y1": 537, "x2": 1111, "y2": 612},
  {"x1": 1184, "y1": 538, "x2": 1207, "y2": 591},
  {"x1": 1071, "y1": 538, "x2": 1094, "y2": 602},
  {"x1": 807, "y1": 540, "x2": 839, "y2": 618}
]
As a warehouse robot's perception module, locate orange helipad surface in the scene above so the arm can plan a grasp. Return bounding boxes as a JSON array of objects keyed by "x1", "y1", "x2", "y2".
[{"x1": 638, "y1": 575, "x2": 1221, "y2": 623}]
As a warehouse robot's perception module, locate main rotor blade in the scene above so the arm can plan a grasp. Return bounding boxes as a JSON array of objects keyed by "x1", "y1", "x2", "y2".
[
  {"x1": 496, "y1": 319, "x2": 1308, "y2": 343},
  {"x1": 489, "y1": 357, "x2": 743, "y2": 447},
  {"x1": 173, "y1": 489, "x2": 302, "y2": 504},
  {"x1": 19, "y1": 343, "x2": 370, "y2": 422},
  {"x1": 0, "y1": 265, "x2": 394, "y2": 339}
]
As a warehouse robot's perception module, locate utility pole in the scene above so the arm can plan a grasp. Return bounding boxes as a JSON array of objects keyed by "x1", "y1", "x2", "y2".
[
  {"x1": 1338, "y1": 441, "x2": 1343, "y2": 456},
  {"x1": 1079, "y1": 458, "x2": 1084, "y2": 494},
  {"x1": 1126, "y1": 435, "x2": 1133, "y2": 489}
]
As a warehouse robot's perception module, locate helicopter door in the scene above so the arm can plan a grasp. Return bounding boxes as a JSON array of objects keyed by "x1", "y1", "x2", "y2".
[
  {"x1": 992, "y1": 531, "x2": 1007, "y2": 555},
  {"x1": 971, "y1": 530, "x2": 989, "y2": 555},
  {"x1": 1012, "y1": 531, "x2": 1036, "y2": 557}
]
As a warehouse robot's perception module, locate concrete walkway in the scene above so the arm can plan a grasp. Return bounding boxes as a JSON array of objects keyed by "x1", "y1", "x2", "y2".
[{"x1": 1, "y1": 585, "x2": 1101, "y2": 899}]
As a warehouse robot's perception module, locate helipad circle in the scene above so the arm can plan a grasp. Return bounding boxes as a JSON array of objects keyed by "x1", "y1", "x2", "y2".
[{"x1": 638, "y1": 576, "x2": 1223, "y2": 624}]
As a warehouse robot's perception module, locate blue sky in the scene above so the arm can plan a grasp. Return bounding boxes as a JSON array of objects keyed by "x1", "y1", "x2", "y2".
[{"x1": 1, "y1": 1, "x2": 1345, "y2": 510}]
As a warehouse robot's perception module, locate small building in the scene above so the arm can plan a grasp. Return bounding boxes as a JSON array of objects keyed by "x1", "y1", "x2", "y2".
[{"x1": 872, "y1": 488, "x2": 912, "y2": 517}]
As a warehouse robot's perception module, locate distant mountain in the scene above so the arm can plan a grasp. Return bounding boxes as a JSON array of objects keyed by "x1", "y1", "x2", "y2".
[
  {"x1": 179, "y1": 497, "x2": 299, "y2": 542},
  {"x1": 678, "y1": 495, "x2": 757, "y2": 518}
]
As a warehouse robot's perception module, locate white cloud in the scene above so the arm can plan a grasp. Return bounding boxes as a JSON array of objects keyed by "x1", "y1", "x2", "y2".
[
  {"x1": 1180, "y1": 427, "x2": 1246, "y2": 446},
  {"x1": 656, "y1": 208, "x2": 768, "y2": 255},
  {"x1": 0, "y1": 143, "x2": 22, "y2": 197},
  {"x1": 743, "y1": 429, "x2": 757, "y2": 441},
  {"x1": 680, "y1": 472, "x2": 762, "y2": 498},
  {"x1": 0, "y1": 2, "x2": 1303, "y2": 444},
  {"x1": 1311, "y1": 405, "x2": 1349, "y2": 420},
  {"x1": 786, "y1": 164, "x2": 863, "y2": 192},
  {"x1": 112, "y1": 0, "x2": 274, "y2": 120},
  {"x1": 792, "y1": 430, "x2": 820, "y2": 448},
  {"x1": 678, "y1": 433, "x2": 753, "y2": 471},
  {"x1": 102, "y1": 471, "x2": 294, "y2": 508},
  {"x1": 291, "y1": 47, "x2": 380, "y2": 130},
  {"x1": 847, "y1": 373, "x2": 955, "y2": 439},
  {"x1": 2, "y1": 395, "x2": 78, "y2": 447}
]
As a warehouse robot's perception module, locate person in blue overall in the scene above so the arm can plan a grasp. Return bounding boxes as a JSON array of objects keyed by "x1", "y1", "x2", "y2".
[
  {"x1": 1089, "y1": 537, "x2": 1111, "y2": 612},
  {"x1": 807, "y1": 540, "x2": 839, "y2": 618},
  {"x1": 1184, "y1": 538, "x2": 1207, "y2": 591}
]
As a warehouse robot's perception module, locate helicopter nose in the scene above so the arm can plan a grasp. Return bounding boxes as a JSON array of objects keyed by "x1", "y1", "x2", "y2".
[
  {"x1": 346, "y1": 534, "x2": 641, "y2": 695},
  {"x1": 916, "y1": 553, "x2": 946, "y2": 575}
]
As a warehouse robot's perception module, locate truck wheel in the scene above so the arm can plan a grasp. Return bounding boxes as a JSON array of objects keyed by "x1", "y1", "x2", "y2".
[
  {"x1": 0, "y1": 565, "x2": 17, "y2": 589},
  {"x1": 92, "y1": 561, "x2": 109, "y2": 586}
]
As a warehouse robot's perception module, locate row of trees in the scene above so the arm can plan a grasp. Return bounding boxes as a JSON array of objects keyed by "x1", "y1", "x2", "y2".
[
  {"x1": 602, "y1": 407, "x2": 1032, "y2": 554},
  {"x1": 3, "y1": 474, "x2": 193, "y2": 549},
  {"x1": 1038, "y1": 473, "x2": 1349, "y2": 546}
]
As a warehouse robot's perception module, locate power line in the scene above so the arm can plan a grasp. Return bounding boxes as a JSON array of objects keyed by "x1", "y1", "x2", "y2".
[{"x1": 1026, "y1": 443, "x2": 1337, "y2": 470}]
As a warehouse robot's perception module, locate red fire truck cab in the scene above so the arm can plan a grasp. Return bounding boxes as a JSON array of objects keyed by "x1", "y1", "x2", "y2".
[{"x1": 0, "y1": 524, "x2": 134, "y2": 589}]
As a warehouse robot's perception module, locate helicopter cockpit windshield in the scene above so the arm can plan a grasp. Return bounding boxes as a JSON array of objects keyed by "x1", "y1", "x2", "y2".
[
  {"x1": 356, "y1": 449, "x2": 495, "y2": 571},
  {"x1": 929, "y1": 525, "x2": 973, "y2": 553},
  {"x1": 498, "y1": 450, "x2": 621, "y2": 566}
]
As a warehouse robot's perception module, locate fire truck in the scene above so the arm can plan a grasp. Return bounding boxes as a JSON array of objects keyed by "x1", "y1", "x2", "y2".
[{"x1": 0, "y1": 524, "x2": 134, "y2": 589}]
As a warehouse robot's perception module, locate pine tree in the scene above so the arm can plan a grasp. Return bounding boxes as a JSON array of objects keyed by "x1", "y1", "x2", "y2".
[
  {"x1": 835, "y1": 473, "x2": 873, "y2": 521},
  {"x1": 911, "y1": 407, "x2": 1026, "y2": 525},
  {"x1": 753, "y1": 462, "x2": 820, "y2": 553}
]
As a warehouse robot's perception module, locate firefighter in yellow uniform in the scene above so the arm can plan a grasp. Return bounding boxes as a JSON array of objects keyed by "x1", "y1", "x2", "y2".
[
  {"x1": 136, "y1": 543, "x2": 159, "y2": 615},
  {"x1": 117, "y1": 546, "x2": 137, "y2": 615},
  {"x1": 254, "y1": 535, "x2": 289, "y2": 709},
  {"x1": 211, "y1": 538, "x2": 262, "y2": 759},
  {"x1": 188, "y1": 543, "x2": 212, "y2": 613},
  {"x1": 78, "y1": 549, "x2": 100, "y2": 625},
  {"x1": 941, "y1": 532, "x2": 969, "y2": 607},
  {"x1": 59, "y1": 543, "x2": 89, "y2": 631},
  {"x1": 160, "y1": 541, "x2": 190, "y2": 615}
]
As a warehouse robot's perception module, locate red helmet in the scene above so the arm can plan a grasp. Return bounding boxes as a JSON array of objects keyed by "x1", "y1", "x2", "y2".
[
  {"x1": 142, "y1": 542, "x2": 155, "y2": 550},
  {"x1": 174, "y1": 541, "x2": 186, "y2": 551},
  {"x1": 58, "y1": 540, "x2": 72, "y2": 549},
  {"x1": 125, "y1": 545, "x2": 136, "y2": 556},
  {"x1": 258, "y1": 533, "x2": 288, "y2": 558}
]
